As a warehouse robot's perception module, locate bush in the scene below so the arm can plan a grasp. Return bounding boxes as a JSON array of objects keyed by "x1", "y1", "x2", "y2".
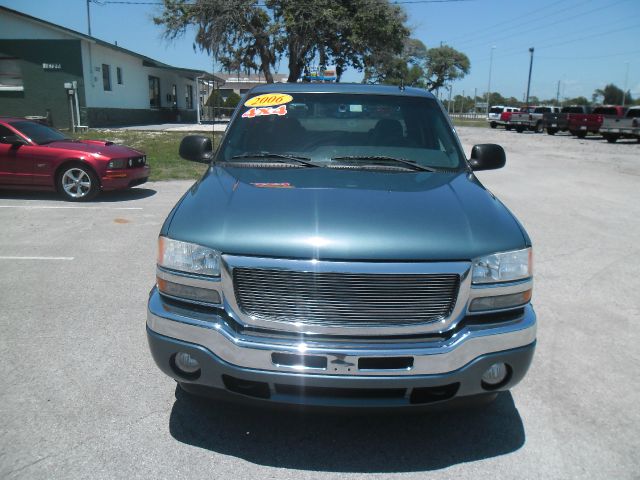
[
  {"x1": 224, "y1": 92, "x2": 241, "y2": 108},
  {"x1": 205, "y1": 90, "x2": 224, "y2": 107}
]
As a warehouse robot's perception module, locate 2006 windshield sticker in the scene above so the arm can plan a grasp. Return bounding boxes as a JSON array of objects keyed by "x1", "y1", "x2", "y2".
[
  {"x1": 245, "y1": 93, "x2": 293, "y2": 107},
  {"x1": 242, "y1": 105, "x2": 288, "y2": 118}
]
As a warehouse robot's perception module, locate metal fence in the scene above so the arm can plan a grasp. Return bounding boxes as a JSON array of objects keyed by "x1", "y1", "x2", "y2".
[
  {"x1": 449, "y1": 113, "x2": 487, "y2": 120},
  {"x1": 200, "y1": 106, "x2": 236, "y2": 122}
]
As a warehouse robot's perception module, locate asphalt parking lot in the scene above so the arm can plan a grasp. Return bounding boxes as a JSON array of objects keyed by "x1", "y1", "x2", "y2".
[{"x1": 1, "y1": 127, "x2": 639, "y2": 479}]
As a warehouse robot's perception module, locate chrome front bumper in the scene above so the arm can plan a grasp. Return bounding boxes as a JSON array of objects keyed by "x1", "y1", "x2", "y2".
[{"x1": 147, "y1": 288, "x2": 536, "y2": 378}]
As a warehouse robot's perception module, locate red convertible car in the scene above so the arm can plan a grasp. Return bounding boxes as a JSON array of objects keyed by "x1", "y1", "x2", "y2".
[{"x1": 0, "y1": 118, "x2": 149, "y2": 201}]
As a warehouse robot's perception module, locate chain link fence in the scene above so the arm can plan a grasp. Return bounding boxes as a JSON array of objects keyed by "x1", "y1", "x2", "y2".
[{"x1": 200, "y1": 106, "x2": 236, "y2": 122}]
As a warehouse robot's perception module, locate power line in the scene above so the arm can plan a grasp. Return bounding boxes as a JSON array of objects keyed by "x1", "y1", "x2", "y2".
[
  {"x1": 443, "y1": 0, "x2": 571, "y2": 45},
  {"x1": 537, "y1": 49, "x2": 640, "y2": 61},
  {"x1": 93, "y1": 0, "x2": 476, "y2": 4},
  {"x1": 454, "y1": 0, "x2": 632, "y2": 50}
]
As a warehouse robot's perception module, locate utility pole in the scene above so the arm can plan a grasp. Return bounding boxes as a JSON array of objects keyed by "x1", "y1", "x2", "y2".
[
  {"x1": 461, "y1": 89, "x2": 465, "y2": 114},
  {"x1": 486, "y1": 46, "x2": 496, "y2": 117},
  {"x1": 622, "y1": 62, "x2": 630, "y2": 107},
  {"x1": 474, "y1": 87, "x2": 477, "y2": 113},
  {"x1": 525, "y1": 47, "x2": 535, "y2": 108},
  {"x1": 86, "y1": 0, "x2": 92, "y2": 36},
  {"x1": 447, "y1": 85, "x2": 452, "y2": 114},
  {"x1": 556, "y1": 80, "x2": 561, "y2": 106}
]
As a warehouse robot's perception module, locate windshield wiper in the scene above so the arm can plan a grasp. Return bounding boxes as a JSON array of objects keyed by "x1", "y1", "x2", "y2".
[
  {"x1": 330, "y1": 155, "x2": 438, "y2": 172},
  {"x1": 230, "y1": 152, "x2": 319, "y2": 168}
]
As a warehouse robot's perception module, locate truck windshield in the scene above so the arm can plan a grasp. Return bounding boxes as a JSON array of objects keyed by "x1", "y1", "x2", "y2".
[
  {"x1": 218, "y1": 93, "x2": 465, "y2": 169},
  {"x1": 592, "y1": 107, "x2": 617, "y2": 115},
  {"x1": 489, "y1": 107, "x2": 503, "y2": 114},
  {"x1": 562, "y1": 106, "x2": 586, "y2": 114}
]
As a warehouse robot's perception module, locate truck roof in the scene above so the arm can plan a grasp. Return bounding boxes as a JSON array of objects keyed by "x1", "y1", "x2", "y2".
[{"x1": 248, "y1": 82, "x2": 437, "y2": 99}]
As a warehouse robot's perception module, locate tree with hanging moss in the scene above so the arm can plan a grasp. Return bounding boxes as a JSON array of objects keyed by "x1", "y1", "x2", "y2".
[{"x1": 155, "y1": 0, "x2": 410, "y2": 83}]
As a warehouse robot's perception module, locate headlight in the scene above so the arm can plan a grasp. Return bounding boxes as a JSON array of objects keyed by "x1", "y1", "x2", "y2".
[
  {"x1": 158, "y1": 237, "x2": 221, "y2": 276},
  {"x1": 107, "y1": 158, "x2": 126, "y2": 169},
  {"x1": 472, "y1": 248, "x2": 532, "y2": 284}
]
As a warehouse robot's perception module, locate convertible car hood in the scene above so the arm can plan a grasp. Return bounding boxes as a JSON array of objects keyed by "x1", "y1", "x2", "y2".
[
  {"x1": 45, "y1": 140, "x2": 142, "y2": 158},
  {"x1": 165, "y1": 166, "x2": 528, "y2": 261}
]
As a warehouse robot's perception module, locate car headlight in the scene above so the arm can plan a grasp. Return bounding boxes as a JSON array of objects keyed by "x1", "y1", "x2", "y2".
[
  {"x1": 472, "y1": 248, "x2": 532, "y2": 284},
  {"x1": 158, "y1": 237, "x2": 221, "y2": 277},
  {"x1": 107, "y1": 158, "x2": 126, "y2": 169}
]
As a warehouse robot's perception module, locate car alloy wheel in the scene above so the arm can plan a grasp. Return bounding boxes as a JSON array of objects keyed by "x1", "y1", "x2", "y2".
[{"x1": 60, "y1": 166, "x2": 98, "y2": 201}]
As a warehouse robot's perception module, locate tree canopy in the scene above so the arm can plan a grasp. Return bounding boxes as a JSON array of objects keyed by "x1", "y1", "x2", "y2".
[
  {"x1": 592, "y1": 83, "x2": 633, "y2": 105},
  {"x1": 155, "y1": 0, "x2": 410, "y2": 83},
  {"x1": 363, "y1": 39, "x2": 470, "y2": 92}
]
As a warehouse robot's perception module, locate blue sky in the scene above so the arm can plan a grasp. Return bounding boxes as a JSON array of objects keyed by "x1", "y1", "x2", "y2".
[{"x1": 2, "y1": 0, "x2": 639, "y2": 101}]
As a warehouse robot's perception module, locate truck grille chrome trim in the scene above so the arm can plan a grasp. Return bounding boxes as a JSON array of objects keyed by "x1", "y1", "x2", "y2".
[
  {"x1": 220, "y1": 255, "x2": 472, "y2": 336},
  {"x1": 147, "y1": 289, "x2": 537, "y2": 376},
  {"x1": 234, "y1": 269, "x2": 460, "y2": 327}
]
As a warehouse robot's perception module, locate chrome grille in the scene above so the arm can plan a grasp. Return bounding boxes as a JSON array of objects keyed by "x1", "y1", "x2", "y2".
[{"x1": 233, "y1": 268, "x2": 460, "y2": 327}]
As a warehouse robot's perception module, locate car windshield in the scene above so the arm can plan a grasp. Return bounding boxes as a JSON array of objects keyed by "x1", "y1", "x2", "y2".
[
  {"x1": 9, "y1": 121, "x2": 68, "y2": 145},
  {"x1": 218, "y1": 93, "x2": 465, "y2": 170}
]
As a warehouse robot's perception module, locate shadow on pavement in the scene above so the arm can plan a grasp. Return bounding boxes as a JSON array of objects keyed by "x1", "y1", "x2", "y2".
[
  {"x1": 0, "y1": 187, "x2": 156, "y2": 203},
  {"x1": 169, "y1": 387, "x2": 525, "y2": 473}
]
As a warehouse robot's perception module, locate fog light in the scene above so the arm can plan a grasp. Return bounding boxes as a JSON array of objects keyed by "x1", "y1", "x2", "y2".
[
  {"x1": 482, "y1": 362, "x2": 508, "y2": 387},
  {"x1": 469, "y1": 289, "x2": 532, "y2": 312},
  {"x1": 157, "y1": 277, "x2": 221, "y2": 304},
  {"x1": 174, "y1": 352, "x2": 200, "y2": 374}
]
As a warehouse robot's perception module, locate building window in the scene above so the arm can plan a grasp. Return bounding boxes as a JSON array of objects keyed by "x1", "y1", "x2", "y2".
[
  {"x1": 149, "y1": 76, "x2": 160, "y2": 108},
  {"x1": 102, "y1": 64, "x2": 111, "y2": 91},
  {"x1": 116, "y1": 67, "x2": 123, "y2": 85},
  {"x1": 0, "y1": 57, "x2": 24, "y2": 91},
  {"x1": 171, "y1": 84, "x2": 177, "y2": 108},
  {"x1": 186, "y1": 84, "x2": 194, "y2": 109}
]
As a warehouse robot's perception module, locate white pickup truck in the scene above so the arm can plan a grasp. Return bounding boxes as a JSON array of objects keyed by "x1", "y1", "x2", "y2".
[
  {"x1": 600, "y1": 106, "x2": 640, "y2": 143},
  {"x1": 510, "y1": 106, "x2": 561, "y2": 133}
]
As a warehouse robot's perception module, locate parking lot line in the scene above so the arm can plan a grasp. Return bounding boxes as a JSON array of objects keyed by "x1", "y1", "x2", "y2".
[
  {"x1": 0, "y1": 205, "x2": 143, "y2": 210},
  {"x1": 0, "y1": 256, "x2": 74, "y2": 260}
]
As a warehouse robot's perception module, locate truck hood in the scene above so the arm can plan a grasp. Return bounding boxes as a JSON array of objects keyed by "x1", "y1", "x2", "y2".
[
  {"x1": 44, "y1": 140, "x2": 143, "y2": 158},
  {"x1": 164, "y1": 166, "x2": 528, "y2": 261}
]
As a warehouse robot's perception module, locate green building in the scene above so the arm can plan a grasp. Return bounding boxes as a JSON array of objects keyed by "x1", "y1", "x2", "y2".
[{"x1": 0, "y1": 6, "x2": 222, "y2": 129}]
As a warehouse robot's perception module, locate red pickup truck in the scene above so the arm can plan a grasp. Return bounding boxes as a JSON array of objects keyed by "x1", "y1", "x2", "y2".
[{"x1": 567, "y1": 106, "x2": 626, "y2": 138}]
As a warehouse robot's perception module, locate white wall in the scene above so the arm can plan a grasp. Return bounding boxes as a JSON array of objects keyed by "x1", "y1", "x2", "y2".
[{"x1": 80, "y1": 41, "x2": 197, "y2": 111}]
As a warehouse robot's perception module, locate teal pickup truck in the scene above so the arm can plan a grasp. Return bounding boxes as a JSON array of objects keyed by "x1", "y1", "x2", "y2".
[{"x1": 147, "y1": 83, "x2": 536, "y2": 409}]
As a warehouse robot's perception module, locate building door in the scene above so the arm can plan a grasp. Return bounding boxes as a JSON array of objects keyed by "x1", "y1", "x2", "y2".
[{"x1": 149, "y1": 76, "x2": 161, "y2": 108}]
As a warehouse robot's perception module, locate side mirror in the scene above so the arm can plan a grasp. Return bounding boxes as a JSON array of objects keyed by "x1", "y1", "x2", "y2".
[
  {"x1": 0, "y1": 135, "x2": 27, "y2": 147},
  {"x1": 179, "y1": 135, "x2": 213, "y2": 163},
  {"x1": 469, "y1": 144, "x2": 506, "y2": 171}
]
